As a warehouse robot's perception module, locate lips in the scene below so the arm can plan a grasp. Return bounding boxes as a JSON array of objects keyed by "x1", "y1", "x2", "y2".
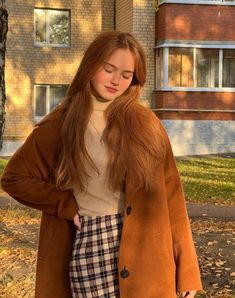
[{"x1": 105, "y1": 86, "x2": 118, "y2": 93}]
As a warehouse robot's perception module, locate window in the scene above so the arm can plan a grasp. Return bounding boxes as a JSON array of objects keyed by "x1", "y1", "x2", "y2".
[
  {"x1": 156, "y1": 48, "x2": 164, "y2": 88},
  {"x1": 34, "y1": 85, "x2": 68, "y2": 118},
  {"x1": 196, "y1": 49, "x2": 219, "y2": 88},
  {"x1": 223, "y1": 49, "x2": 235, "y2": 87},
  {"x1": 34, "y1": 8, "x2": 70, "y2": 46},
  {"x1": 156, "y1": 47, "x2": 235, "y2": 90},
  {"x1": 169, "y1": 48, "x2": 194, "y2": 87}
]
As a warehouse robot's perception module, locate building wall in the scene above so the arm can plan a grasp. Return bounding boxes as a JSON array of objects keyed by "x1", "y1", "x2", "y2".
[
  {"x1": 115, "y1": 0, "x2": 156, "y2": 107},
  {"x1": 115, "y1": 0, "x2": 133, "y2": 32},
  {"x1": 156, "y1": 4, "x2": 235, "y2": 41},
  {"x1": 155, "y1": 3, "x2": 235, "y2": 155},
  {"x1": 154, "y1": 91, "x2": 235, "y2": 120},
  {"x1": 132, "y1": 0, "x2": 156, "y2": 107},
  {"x1": 102, "y1": 0, "x2": 115, "y2": 31},
  {"x1": 2, "y1": 0, "x2": 114, "y2": 156},
  {"x1": 162, "y1": 119, "x2": 235, "y2": 156}
]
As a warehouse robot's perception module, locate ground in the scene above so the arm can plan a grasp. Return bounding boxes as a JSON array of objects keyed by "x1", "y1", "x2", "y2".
[{"x1": 0, "y1": 205, "x2": 234, "y2": 298}]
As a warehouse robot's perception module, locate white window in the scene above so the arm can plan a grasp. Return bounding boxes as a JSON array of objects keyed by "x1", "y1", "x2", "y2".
[
  {"x1": 223, "y1": 49, "x2": 235, "y2": 87},
  {"x1": 156, "y1": 47, "x2": 235, "y2": 91},
  {"x1": 34, "y1": 8, "x2": 70, "y2": 47},
  {"x1": 196, "y1": 49, "x2": 219, "y2": 88},
  {"x1": 34, "y1": 85, "x2": 68, "y2": 119}
]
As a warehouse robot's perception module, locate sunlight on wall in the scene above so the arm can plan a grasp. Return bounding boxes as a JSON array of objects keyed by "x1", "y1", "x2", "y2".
[
  {"x1": 5, "y1": 60, "x2": 31, "y2": 106},
  {"x1": 134, "y1": 0, "x2": 147, "y2": 7},
  {"x1": 34, "y1": 55, "x2": 82, "y2": 83},
  {"x1": 79, "y1": 13, "x2": 101, "y2": 38}
]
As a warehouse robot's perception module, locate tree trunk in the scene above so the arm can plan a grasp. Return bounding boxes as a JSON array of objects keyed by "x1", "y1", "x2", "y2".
[{"x1": 0, "y1": 0, "x2": 8, "y2": 151}]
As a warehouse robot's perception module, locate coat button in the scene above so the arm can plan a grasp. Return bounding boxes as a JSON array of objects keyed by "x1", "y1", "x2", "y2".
[
  {"x1": 126, "y1": 206, "x2": 131, "y2": 215},
  {"x1": 120, "y1": 267, "x2": 130, "y2": 278}
]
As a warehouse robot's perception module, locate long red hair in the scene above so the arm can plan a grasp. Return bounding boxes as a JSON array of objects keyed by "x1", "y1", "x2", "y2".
[{"x1": 55, "y1": 30, "x2": 165, "y2": 194}]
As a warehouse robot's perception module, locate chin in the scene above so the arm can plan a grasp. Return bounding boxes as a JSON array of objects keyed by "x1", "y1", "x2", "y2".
[{"x1": 102, "y1": 92, "x2": 118, "y2": 101}]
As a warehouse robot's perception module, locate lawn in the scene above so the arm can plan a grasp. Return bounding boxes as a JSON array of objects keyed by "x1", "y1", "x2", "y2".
[
  {"x1": 0, "y1": 156, "x2": 234, "y2": 206},
  {"x1": 176, "y1": 156, "x2": 235, "y2": 206}
]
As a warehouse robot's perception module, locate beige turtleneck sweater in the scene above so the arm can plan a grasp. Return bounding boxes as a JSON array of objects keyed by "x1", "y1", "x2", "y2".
[{"x1": 72, "y1": 94, "x2": 125, "y2": 216}]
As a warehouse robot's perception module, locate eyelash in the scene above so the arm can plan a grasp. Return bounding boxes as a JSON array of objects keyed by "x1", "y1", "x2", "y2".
[{"x1": 104, "y1": 68, "x2": 132, "y2": 80}]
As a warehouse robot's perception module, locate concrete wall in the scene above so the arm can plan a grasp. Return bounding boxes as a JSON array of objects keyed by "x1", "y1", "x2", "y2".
[{"x1": 162, "y1": 120, "x2": 235, "y2": 156}]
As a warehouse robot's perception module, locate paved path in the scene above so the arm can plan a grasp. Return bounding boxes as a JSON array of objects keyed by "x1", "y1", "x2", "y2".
[
  {"x1": 187, "y1": 202, "x2": 235, "y2": 220},
  {"x1": 0, "y1": 194, "x2": 234, "y2": 220}
]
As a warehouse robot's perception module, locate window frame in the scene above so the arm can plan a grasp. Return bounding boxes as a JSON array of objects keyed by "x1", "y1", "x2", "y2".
[
  {"x1": 34, "y1": 8, "x2": 71, "y2": 47},
  {"x1": 33, "y1": 84, "x2": 68, "y2": 121},
  {"x1": 158, "y1": 0, "x2": 235, "y2": 6},
  {"x1": 155, "y1": 42, "x2": 235, "y2": 92}
]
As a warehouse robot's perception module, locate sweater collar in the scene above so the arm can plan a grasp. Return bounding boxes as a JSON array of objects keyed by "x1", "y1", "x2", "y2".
[{"x1": 90, "y1": 93, "x2": 113, "y2": 111}]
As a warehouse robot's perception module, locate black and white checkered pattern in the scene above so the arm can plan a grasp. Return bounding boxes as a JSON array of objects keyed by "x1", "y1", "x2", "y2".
[{"x1": 69, "y1": 213, "x2": 124, "y2": 298}]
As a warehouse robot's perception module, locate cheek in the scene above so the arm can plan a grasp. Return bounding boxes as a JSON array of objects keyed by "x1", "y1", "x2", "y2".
[
  {"x1": 93, "y1": 71, "x2": 108, "y2": 85},
  {"x1": 120, "y1": 80, "x2": 132, "y2": 91}
]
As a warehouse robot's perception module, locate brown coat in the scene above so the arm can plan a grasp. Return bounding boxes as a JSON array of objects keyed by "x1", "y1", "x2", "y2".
[{"x1": 1, "y1": 106, "x2": 203, "y2": 298}]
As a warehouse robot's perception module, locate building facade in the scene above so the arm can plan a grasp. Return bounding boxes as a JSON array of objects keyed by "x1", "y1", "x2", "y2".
[
  {"x1": 1, "y1": 0, "x2": 235, "y2": 156},
  {"x1": 154, "y1": 0, "x2": 235, "y2": 155},
  {"x1": 1, "y1": 0, "x2": 115, "y2": 155}
]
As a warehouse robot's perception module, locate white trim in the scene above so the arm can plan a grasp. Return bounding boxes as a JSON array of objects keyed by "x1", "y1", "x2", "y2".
[
  {"x1": 219, "y1": 49, "x2": 223, "y2": 88},
  {"x1": 152, "y1": 108, "x2": 235, "y2": 112},
  {"x1": 163, "y1": 48, "x2": 169, "y2": 88},
  {"x1": 46, "y1": 9, "x2": 50, "y2": 45},
  {"x1": 158, "y1": 0, "x2": 235, "y2": 6},
  {"x1": 34, "y1": 43, "x2": 70, "y2": 48},
  {"x1": 155, "y1": 41, "x2": 235, "y2": 49},
  {"x1": 33, "y1": 84, "x2": 68, "y2": 121},
  {"x1": 154, "y1": 87, "x2": 235, "y2": 92},
  {"x1": 193, "y1": 48, "x2": 196, "y2": 87}
]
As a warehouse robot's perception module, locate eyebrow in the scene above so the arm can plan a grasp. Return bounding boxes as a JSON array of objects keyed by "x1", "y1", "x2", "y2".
[{"x1": 104, "y1": 62, "x2": 134, "y2": 74}]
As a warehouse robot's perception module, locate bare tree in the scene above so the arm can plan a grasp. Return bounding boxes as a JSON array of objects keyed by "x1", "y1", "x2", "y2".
[{"x1": 0, "y1": 0, "x2": 8, "y2": 150}]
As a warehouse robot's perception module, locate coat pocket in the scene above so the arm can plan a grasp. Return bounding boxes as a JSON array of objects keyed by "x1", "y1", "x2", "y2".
[
  {"x1": 151, "y1": 231, "x2": 162, "y2": 238},
  {"x1": 38, "y1": 213, "x2": 59, "y2": 260}
]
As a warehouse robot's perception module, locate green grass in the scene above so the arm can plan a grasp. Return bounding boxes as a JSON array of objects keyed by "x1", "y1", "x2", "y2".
[
  {"x1": 0, "y1": 156, "x2": 234, "y2": 206},
  {"x1": 0, "y1": 157, "x2": 9, "y2": 174},
  {"x1": 176, "y1": 157, "x2": 235, "y2": 205}
]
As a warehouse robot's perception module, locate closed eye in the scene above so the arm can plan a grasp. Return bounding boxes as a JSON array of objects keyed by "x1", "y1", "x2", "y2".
[
  {"x1": 103, "y1": 64, "x2": 113, "y2": 72},
  {"x1": 123, "y1": 74, "x2": 132, "y2": 79}
]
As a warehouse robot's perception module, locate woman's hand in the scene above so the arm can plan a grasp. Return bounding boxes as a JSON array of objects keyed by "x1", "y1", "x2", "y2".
[
  {"x1": 181, "y1": 290, "x2": 197, "y2": 297},
  {"x1": 73, "y1": 213, "x2": 81, "y2": 230}
]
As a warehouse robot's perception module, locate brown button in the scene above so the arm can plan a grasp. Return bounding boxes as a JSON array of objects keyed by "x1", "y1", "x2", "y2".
[
  {"x1": 120, "y1": 267, "x2": 130, "y2": 278},
  {"x1": 126, "y1": 206, "x2": 131, "y2": 215}
]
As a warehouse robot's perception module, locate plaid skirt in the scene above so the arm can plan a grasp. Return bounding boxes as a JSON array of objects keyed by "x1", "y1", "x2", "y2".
[{"x1": 69, "y1": 213, "x2": 124, "y2": 298}]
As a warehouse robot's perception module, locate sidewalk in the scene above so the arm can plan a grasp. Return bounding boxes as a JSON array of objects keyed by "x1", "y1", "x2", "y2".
[
  {"x1": 1, "y1": 193, "x2": 234, "y2": 220},
  {"x1": 187, "y1": 202, "x2": 235, "y2": 220}
]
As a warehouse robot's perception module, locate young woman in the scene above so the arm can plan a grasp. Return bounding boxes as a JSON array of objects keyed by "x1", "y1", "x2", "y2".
[{"x1": 1, "y1": 31, "x2": 203, "y2": 298}]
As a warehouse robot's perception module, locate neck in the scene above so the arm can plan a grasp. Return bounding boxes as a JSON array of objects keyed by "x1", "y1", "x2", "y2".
[{"x1": 90, "y1": 93, "x2": 113, "y2": 111}]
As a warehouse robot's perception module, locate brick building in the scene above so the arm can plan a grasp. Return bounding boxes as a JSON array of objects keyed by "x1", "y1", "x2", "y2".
[
  {"x1": 1, "y1": 0, "x2": 115, "y2": 155},
  {"x1": 1, "y1": 0, "x2": 235, "y2": 156},
  {"x1": 154, "y1": 0, "x2": 235, "y2": 155}
]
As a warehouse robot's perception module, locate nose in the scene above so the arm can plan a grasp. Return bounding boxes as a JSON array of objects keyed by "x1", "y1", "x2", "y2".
[{"x1": 110, "y1": 73, "x2": 121, "y2": 86}]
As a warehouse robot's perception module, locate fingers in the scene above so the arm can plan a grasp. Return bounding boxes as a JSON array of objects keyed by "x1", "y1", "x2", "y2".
[{"x1": 73, "y1": 213, "x2": 81, "y2": 230}]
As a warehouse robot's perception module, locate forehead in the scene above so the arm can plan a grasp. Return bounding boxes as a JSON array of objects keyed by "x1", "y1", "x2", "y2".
[{"x1": 105, "y1": 48, "x2": 135, "y2": 71}]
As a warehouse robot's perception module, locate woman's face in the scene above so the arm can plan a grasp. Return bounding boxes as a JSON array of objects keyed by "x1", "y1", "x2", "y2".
[{"x1": 91, "y1": 48, "x2": 135, "y2": 101}]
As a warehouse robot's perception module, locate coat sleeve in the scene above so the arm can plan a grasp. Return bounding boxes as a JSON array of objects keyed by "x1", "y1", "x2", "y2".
[
  {"x1": 162, "y1": 126, "x2": 203, "y2": 294},
  {"x1": 1, "y1": 129, "x2": 78, "y2": 221}
]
